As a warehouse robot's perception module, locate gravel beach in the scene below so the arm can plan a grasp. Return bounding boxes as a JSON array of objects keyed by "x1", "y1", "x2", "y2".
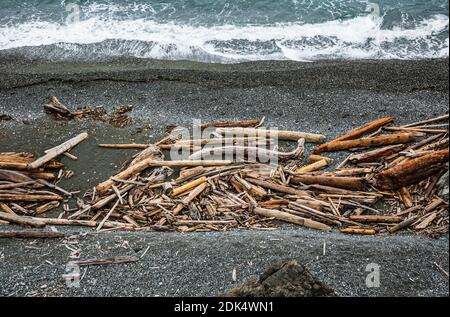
[{"x1": 0, "y1": 56, "x2": 448, "y2": 297}]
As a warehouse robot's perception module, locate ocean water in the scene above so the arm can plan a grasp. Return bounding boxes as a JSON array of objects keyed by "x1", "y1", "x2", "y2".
[{"x1": 0, "y1": 0, "x2": 448, "y2": 63}]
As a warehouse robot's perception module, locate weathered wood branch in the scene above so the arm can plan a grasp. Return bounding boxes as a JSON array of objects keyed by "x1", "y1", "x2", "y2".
[{"x1": 28, "y1": 132, "x2": 88, "y2": 170}]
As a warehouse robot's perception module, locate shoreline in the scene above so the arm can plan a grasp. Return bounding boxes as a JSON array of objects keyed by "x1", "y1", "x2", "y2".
[{"x1": 0, "y1": 57, "x2": 448, "y2": 297}]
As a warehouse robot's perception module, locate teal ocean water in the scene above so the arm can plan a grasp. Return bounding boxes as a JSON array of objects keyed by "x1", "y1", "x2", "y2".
[{"x1": 0, "y1": 0, "x2": 448, "y2": 62}]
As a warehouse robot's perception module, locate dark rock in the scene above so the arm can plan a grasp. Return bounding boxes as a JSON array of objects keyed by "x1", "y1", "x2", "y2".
[
  {"x1": 0, "y1": 114, "x2": 13, "y2": 121},
  {"x1": 223, "y1": 260, "x2": 337, "y2": 297},
  {"x1": 437, "y1": 171, "x2": 449, "y2": 201}
]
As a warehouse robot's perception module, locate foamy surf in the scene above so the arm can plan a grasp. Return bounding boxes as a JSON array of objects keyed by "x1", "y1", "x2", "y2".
[{"x1": 0, "y1": 0, "x2": 448, "y2": 63}]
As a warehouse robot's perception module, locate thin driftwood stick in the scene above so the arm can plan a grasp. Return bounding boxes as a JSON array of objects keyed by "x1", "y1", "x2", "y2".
[
  {"x1": 97, "y1": 199, "x2": 121, "y2": 231},
  {"x1": 28, "y1": 217, "x2": 134, "y2": 229},
  {"x1": 341, "y1": 228, "x2": 376, "y2": 235},
  {"x1": 70, "y1": 256, "x2": 139, "y2": 266},
  {"x1": 291, "y1": 175, "x2": 366, "y2": 191},
  {"x1": 0, "y1": 211, "x2": 46, "y2": 228},
  {"x1": 401, "y1": 114, "x2": 449, "y2": 128},
  {"x1": 384, "y1": 127, "x2": 448, "y2": 134},
  {"x1": 200, "y1": 118, "x2": 261, "y2": 129},
  {"x1": 348, "y1": 215, "x2": 402, "y2": 223},
  {"x1": 314, "y1": 117, "x2": 394, "y2": 153},
  {"x1": 215, "y1": 127, "x2": 326, "y2": 143},
  {"x1": 96, "y1": 160, "x2": 232, "y2": 194},
  {"x1": 313, "y1": 133, "x2": 416, "y2": 153},
  {"x1": 99, "y1": 143, "x2": 151, "y2": 149},
  {"x1": 253, "y1": 207, "x2": 331, "y2": 232},
  {"x1": 0, "y1": 230, "x2": 64, "y2": 239},
  {"x1": 376, "y1": 148, "x2": 449, "y2": 190},
  {"x1": 28, "y1": 132, "x2": 88, "y2": 170}
]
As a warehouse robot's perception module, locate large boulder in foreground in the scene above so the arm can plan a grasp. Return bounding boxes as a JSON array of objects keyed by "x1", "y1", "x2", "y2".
[{"x1": 223, "y1": 260, "x2": 336, "y2": 297}]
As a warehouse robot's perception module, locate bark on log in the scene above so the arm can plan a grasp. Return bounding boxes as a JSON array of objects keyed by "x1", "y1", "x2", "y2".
[
  {"x1": 215, "y1": 127, "x2": 326, "y2": 143},
  {"x1": 314, "y1": 117, "x2": 394, "y2": 153},
  {"x1": 28, "y1": 132, "x2": 88, "y2": 170},
  {"x1": 348, "y1": 145, "x2": 407, "y2": 163},
  {"x1": 313, "y1": 133, "x2": 416, "y2": 153},
  {"x1": 253, "y1": 207, "x2": 331, "y2": 232},
  {"x1": 375, "y1": 148, "x2": 449, "y2": 190},
  {"x1": 291, "y1": 175, "x2": 366, "y2": 191}
]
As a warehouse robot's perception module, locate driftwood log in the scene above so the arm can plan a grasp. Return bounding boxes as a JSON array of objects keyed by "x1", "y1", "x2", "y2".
[
  {"x1": 215, "y1": 127, "x2": 326, "y2": 143},
  {"x1": 0, "y1": 230, "x2": 64, "y2": 239},
  {"x1": 314, "y1": 117, "x2": 394, "y2": 153},
  {"x1": 254, "y1": 207, "x2": 331, "y2": 232},
  {"x1": 291, "y1": 175, "x2": 366, "y2": 191},
  {"x1": 0, "y1": 211, "x2": 46, "y2": 228},
  {"x1": 28, "y1": 132, "x2": 88, "y2": 170},
  {"x1": 314, "y1": 133, "x2": 416, "y2": 153},
  {"x1": 376, "y1": 148, "x2": 449, "y2": 190}
]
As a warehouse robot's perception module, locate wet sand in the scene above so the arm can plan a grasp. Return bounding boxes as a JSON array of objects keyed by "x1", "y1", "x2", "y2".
[{"x1": 0, "y1": 57, "x2": 448, "y2": 296}]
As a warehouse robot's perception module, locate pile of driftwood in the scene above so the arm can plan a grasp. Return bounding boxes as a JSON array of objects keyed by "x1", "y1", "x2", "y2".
[
  {"x1": 0, "y1": 133, "x2": 87, "y2": 230},
  {"x1": 0, "y1": 114, "x2": 448, "y2": 237},
  {"x1": 44, "y1": 96, "x2": 132, "y2": 128}
]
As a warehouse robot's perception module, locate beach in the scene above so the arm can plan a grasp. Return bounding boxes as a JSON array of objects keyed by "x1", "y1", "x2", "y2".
[{"x1": 0, "y1": 57, "x2": 448, "y2": 296}]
